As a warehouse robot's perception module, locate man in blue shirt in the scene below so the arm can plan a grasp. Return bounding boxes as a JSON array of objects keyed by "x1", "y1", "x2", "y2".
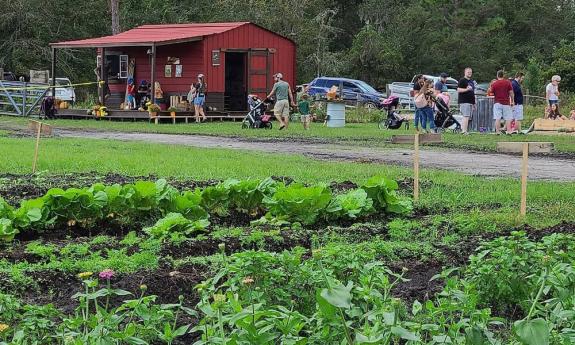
[
  {"x1": 511, "y1": 72, "x2": 525, "y2": 133},
  {"x1": 434, "y1": 73, "x2": 449, "y2": 96}
]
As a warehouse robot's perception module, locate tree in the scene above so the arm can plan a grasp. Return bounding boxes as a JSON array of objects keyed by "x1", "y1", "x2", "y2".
[{"x1": 110, "y1": 0, "x2": 121, "y2": 35}]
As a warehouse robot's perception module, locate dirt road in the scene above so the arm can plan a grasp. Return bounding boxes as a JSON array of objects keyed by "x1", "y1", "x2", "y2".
[{"x1": 55, "y1": 129, "x2": 575, "y2": 181}]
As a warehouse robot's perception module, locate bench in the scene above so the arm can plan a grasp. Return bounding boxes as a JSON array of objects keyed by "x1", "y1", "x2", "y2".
[
  {"x1": 533, "y1": 118, "x2": 575, "y2": 132},
  {"x1": 149, "y1": 114, "x2": 246, "y2": 124}
]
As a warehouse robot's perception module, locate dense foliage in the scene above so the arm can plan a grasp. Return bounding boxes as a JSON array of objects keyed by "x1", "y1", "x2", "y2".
[
  {"x1": 0, "y1": 176, "x2": 411, "y2": 242},
  {"x1": 2, "y1": 0, "x2": 575, "y2": 94}
]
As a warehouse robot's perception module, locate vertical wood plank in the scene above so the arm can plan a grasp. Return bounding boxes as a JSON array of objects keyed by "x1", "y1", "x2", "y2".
[
  {"x1": 520, "y1": 142, "x2": 529, "y2": 216},
  {"x1": 32, "y1": 123, "x2": 42, "y2": 173},
  {"x1": 414, "y1": 133, "x2": 420, "y2": 202}
]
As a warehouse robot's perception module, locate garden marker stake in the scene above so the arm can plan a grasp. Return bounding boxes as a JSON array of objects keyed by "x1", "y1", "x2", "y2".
[
  {"x1": 32, "y1": 121, "x2": 43, "y2": 173},
  {"x1": 520, "y1": 142, "x2": 529, "y2": 217},
  {"x1": 414, "y1": 133, "x2": 420, "y2": 202}
]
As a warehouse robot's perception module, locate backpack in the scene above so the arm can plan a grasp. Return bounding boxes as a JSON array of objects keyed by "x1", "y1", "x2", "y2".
[{"x1": 414, "y1": 92, "x2": 428, "y2": 108}]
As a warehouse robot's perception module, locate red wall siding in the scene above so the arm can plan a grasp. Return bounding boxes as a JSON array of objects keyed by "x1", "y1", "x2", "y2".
[
  {"x1": 107, "y1": 41, "x2": 204, "y2": 94},
  {"x1": 104, "y1": 23, "x2": 296, "y2": 99},
  {"x1": 202, "y1": 23, "x2": 296, "y2": 93}
]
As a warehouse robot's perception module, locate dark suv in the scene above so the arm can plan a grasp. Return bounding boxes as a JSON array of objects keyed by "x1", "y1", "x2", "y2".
[{"x1": 307, "y1": 77, "x2": 384, "y2": 108}]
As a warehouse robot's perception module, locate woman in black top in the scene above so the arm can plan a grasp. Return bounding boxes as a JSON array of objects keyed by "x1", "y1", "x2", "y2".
[{"x1": 192, "y1": 74, "x2": 207, "y2": 123}]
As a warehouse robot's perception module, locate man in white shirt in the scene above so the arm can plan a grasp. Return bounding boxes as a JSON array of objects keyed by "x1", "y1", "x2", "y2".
[{"x1": 546, "y1": 75, "x2": 561, "y2": 106}]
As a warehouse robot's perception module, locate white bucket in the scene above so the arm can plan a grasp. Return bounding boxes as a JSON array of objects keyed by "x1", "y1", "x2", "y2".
[{"x1": 326, "y1": 102, "x2": 346, "y2": 127}]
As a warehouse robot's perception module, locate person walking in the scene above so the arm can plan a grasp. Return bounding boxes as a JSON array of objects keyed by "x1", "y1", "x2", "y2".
[
  {"x1": 414, "y1": 79, "x2": 436, "y2": 133},
  {"x1": 192, "y1": 74, "x2": 207, "y2": 123},
  {"x1": 546, "y1": 75, "x2": 561, "y2": 106},
  {"x1": 412, "y1": 75, "x2": 425, "y2": 132},
  {"x1": 267, "y1": 73, "x2": 296, "y2": 130},
  {"x1": 457, "y1": 67, "x2": 476, "y2": 134},
  {"x1": 491, "y1": 70, "x2": 514, "y2": 134},
  {"x1": 511, "y1": 72, "x2": 525, "y2": 133}
]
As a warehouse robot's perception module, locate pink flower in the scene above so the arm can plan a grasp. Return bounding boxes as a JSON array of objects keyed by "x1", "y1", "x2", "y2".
[{"x1": 99, "y1": 269, "x2": 115, "y2": 280}]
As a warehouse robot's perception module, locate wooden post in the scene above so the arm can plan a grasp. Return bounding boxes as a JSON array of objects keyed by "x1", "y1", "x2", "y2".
[
  {"x1": 150, "y1": 44, "x2": 156, "y2": 104},
  {"x1": 413, "y1": 133, "x2": 420, "y2": 202},
  {"x1": 32, "y1": 122, "x2": 42, "y2": 173},
  {"x1": 51, "y1": 48, "x2": 56, "y2": 103},
  {"x1": 100, "y1": 47, "x2": 106, "y2": 105},
  {"x1": 520, "y1": 142, "x2": 529, "y2": 216}
]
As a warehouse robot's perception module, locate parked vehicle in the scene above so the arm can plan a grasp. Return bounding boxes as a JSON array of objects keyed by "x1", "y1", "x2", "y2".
[
  {"x1": 307, "y1": 77, "x2": 385, "y2": 109},
  {"x1": 295, "y1": 83, "x2": 309, "y2": 99},
  {"x1": 387, "y1": 75, "x2": 460, "y2": 109},
  {"x1": 1, "y1": 72, "x2": 17, "y2": 81},
  {"x1": 47, "y1": 78, "x2": 76, "y2": 104}
]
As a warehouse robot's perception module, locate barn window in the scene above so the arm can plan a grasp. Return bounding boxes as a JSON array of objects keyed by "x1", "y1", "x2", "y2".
[
  {"x1": 119, "y1": 55, "x2": 128, "y2": 78},
  {"x1": 96, "y1": 53, "x2": 128, "y2": 80}
]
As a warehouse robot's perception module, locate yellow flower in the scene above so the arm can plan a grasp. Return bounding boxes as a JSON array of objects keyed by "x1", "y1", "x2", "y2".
[
  {"x1": 140, "y1": 284, "x2": 148, "y2": 291},
  {"x1": 242, "y1": 276, "x2": 254, "y2": 285},
  {"x1": 0, "y1": 323, "x2": 9, "y2": 332},
  {"x1": 77, "y1": 272, "x2": 93, "y2": 279}
]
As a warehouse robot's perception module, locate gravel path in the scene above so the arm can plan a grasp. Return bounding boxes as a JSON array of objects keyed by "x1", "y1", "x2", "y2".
[{"x1": 57, "y1": 129, "x2": 575, "y2": 181}]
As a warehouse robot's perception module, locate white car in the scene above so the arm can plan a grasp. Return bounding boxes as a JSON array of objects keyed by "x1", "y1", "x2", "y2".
[{"x1": 47, "y1": 78, "x2": 76, "y2": 104}]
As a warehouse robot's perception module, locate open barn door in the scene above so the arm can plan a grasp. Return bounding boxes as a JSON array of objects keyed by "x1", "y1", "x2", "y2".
[{"x1": 247, "y1": 49, "x2": 271, "y2": 101}]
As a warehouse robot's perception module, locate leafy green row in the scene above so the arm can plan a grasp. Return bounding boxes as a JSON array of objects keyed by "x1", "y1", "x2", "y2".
[{"x1": 0, "y1": 176, "x2": 412, "y2": 241}]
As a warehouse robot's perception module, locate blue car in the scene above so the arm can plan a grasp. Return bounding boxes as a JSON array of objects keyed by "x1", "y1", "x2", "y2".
[{"x1": 307, "y1": 77, "x2": 385, "y2": 109}]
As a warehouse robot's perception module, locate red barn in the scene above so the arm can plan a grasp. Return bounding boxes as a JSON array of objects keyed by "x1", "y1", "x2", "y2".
[{"x1": 51, "y1": 22, "x2": 296, "y2": 111}]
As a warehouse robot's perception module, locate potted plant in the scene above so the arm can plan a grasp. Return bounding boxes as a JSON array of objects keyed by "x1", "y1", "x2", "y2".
[
  {"x1": 147, "y1": 103, "x2": 160, "y2": 118},
  {"x1": 91, "y1": 105, "x2": 101, "y2": 117},
  {"x1": 167, "y1": 106, "x2": 178, "y2": 118}
]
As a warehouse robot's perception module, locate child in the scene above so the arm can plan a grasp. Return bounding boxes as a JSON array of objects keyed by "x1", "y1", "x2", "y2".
[
  {"x1": 298, "y1": 94, "x2": 312, "y2": 130},
  {"x1": 126, "y1": 78, "x2": 136, "y2": 109}
]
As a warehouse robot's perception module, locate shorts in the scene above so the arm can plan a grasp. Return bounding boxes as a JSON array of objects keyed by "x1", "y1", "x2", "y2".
[
  {"x1": 194, "y1": 95, "x2": 205, "y2": 106},
  {"x1": 512, "y1": 104, "x2": 524, "y2": 120},
  {"x1": 549, "y1": 99, "x2": 559, "y2": 106},
  {"x1": 127, "y1": 95, "x2": 135, "y2": 102},
  {"x1": 493, "y1": 103, "x2": 513, "y2": 120},
  {"x1": 274, "y1": 99, "x2": 290, "y2": 118},
  {"x1": 300, "y1": 114, "x2": 311, "y2": 122},
  {"x1": 459, "y1": 103, "x2": 473, "y2": 117}
]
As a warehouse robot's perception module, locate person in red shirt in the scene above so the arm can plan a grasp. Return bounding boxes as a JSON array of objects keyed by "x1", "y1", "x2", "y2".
[{"x1": 491, "y1": 70, "x2": 515, "y2": 134}]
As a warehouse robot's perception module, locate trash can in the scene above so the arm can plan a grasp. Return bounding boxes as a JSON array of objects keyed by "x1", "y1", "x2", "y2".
[
  {"x1": 470, "y1": 96, "x2": 494, "y2": 132},
  {"x1": 326, "y1": 101, "x2": 346, "y2": 127}
]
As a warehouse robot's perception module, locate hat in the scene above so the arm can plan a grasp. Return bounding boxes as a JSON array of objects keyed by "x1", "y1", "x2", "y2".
[
  {"x1": 441, "y1": 85, "x2": 448, "y2": 92},
  {"x1": 274, "y1": 73, "x2": 283, "y2": 79},
  {"x1": 440, "y1": 72, "x2": 449, "y2": 78}
]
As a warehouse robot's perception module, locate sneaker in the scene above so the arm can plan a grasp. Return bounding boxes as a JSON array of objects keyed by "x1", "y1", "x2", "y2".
[
  {"x1": 510, "y1": 130, "x2": 518, "y2": 134},
  {"x1": 462, "y1": 132, "x2": 469, "y2": 136}
]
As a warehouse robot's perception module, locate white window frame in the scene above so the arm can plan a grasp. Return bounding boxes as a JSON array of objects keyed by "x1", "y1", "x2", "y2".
[{"x1": 119, "y1": 55, "x2": 129, "y2": 79}]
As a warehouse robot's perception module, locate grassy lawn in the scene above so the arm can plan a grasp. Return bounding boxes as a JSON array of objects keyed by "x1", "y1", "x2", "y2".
[
  {"x1": 2, "y1": 112, "x2": 575, "y2": 153},
  {"x1": 1, "y1": 135, "x2": 573, "y2": 228}
]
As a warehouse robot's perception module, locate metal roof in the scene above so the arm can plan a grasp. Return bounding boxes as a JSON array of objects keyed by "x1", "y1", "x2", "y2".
[{"x1": 50, "y1": 22, "x2": 251, "y2": 48}]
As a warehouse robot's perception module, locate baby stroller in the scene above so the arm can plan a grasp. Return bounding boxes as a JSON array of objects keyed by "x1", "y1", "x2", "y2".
[
  {"x1": 433, "y1": 96, "x2": 461, "y2": 132},
  {"x1": 242, "y1": 95, "x2": 273, "y2": 129},
  {"x1": 378, "y1": 96, "x2": 409, "y2": 130}
]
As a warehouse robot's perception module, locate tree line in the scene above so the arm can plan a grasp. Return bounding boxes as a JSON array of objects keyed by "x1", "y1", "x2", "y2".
[{"x1": 1, "y1": 0, "x2": 574, "y2": 95}]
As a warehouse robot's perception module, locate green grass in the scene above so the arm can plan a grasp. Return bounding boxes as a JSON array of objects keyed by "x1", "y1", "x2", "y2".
[
  {"x1": 2, "y1": 110, "x2": 574, "y2": 153},
  {"x1": 0, "y1": 135, "x2": 573, "y2": 228}
]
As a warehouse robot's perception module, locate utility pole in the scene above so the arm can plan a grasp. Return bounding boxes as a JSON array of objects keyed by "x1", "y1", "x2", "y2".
[{"x1": 110, "y1": 0, "x2": 120, "y2": 35}]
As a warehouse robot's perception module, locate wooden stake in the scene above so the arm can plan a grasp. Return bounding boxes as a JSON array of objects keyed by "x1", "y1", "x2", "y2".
[
  {"x1": 520, "y1": 142, "x2": 529, "y2": 216},
  {"x1": 414, "y1": 133, "x2": 420, "y2": 202},
  {"x1": 32, "y1": 122, "x2": 42, "y2": 173}
]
